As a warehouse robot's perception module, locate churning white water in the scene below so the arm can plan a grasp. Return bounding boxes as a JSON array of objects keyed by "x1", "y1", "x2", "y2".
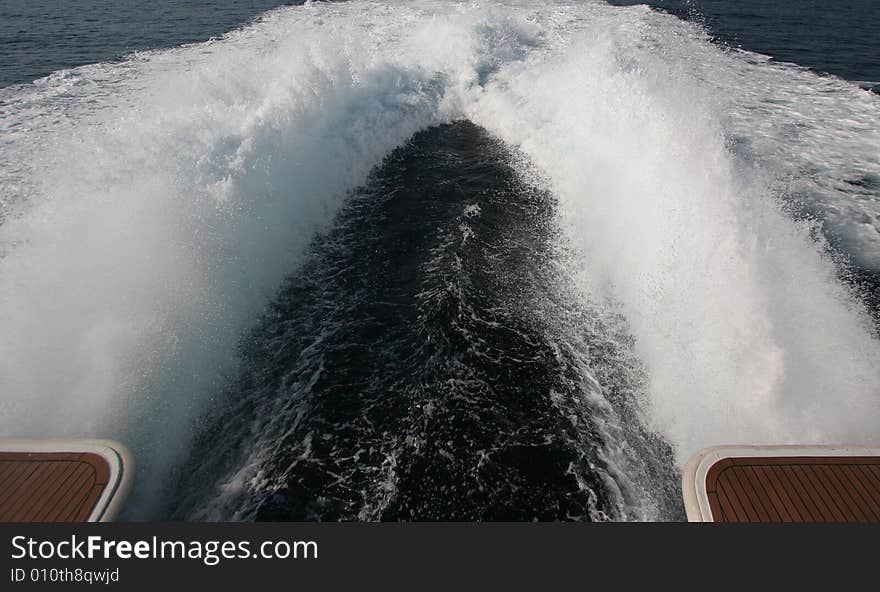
[{"x1": 0, "y1": 0, "x2": 878, "y2": 518}]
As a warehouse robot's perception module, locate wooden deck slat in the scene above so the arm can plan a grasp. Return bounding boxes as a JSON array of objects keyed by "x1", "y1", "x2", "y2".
[
  {"x1": 750, "y1": 466, "x2": 793, "y2": 521},
  {"x1": 41, "y1": 472, "x2": 84, "y2": 521},
  {"x1": 26, "y1": 462, "x2": 83, "y2": 522},
  {"x1": 834, "y1": 466, "x2": 879, "y2": 521},
  {"x1": 780, "y1": 466, "x2": 821, "y2": 521},
  {"x1": 722, "y1": 469, "x2": 753, "y2": 521},
  {"x1": 846, "y1": 466, "x2": 880, "y2": 505},
  {"x1": 827, "y1": 465, "x2": 869, "y2": 521},
  {"x1": 58, "y1": 478, "x2": 98, "y2": 522},
  {"x1": 850, "y1": 466, "x2": 880, "y2": 504},
  {"x1": 0, "y1": 462, "x2": 42, "y2": 505},
  {"x1": 790, "y1": 465, "x2": 839, "y2": 521},
  {"x1": 0, "y1": 462, "x2": 34, "y2": 502},
  {"x1": 0, "y1": 453, "x2": 109, "y2": 522},
  {"x1": 42, "y1": 469, "x2": 96, "y2": 522},
  {"x1": 812, "y1": 466, "x2": 858, "y2": 521},
  {"x1": 734, "y1": 469, "x2": 770, "y2": 521},
  {"x1": 715, "y1": 482, "x2": 743, "y2": 522},
  {"x1": 0, "y1": 463, "x2": 56, "y2": 520},
  {"x1": 762, "y1": 467, "x2": 811, "y2": 522},
  {"x1": 763, "y1": 465, "x2": 805, "y2": 521},
  {"x1": 735, "y1": 466, "x2": 779, "y2": 521},
  {"x1": 701, "y1": 455, "x2": 880, "y2": 523},
  {"x1": 13, "y1": 462, "x2": 73, "y2": 520},
  {"x1": 818, "y1": 466, "x2": 864, "y2": 521},
  {"x1": 727, "y1": 468, "x2": 767, "y2": 521},
  {"x1": 0, "y1": 461, "x2": 27, "y2": 487},
  {"x1": 2, "y1": 463, "x2": 67, "y2": 521},
  {"x1": 789, "y1": 465, "x2": 836, "y2": 520},
  {"x1": 718, "y1": 471, "x2": 757, "y2": 521}
]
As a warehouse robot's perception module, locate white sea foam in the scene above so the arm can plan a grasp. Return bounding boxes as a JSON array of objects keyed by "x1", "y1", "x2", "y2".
[
  {"x1": 0, "y1": 0, "x2": 878, "y2": 518},
  {"x1": 466, "y1": 3, "x2": 880, "y2": 460}
]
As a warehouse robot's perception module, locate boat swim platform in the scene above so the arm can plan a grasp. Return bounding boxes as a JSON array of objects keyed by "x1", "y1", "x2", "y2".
[
  {"x1": 0, "y1": 439, "x2": 133, "y2": 522},
  {"x1": 683, "y1": 445, "x2": 880, "y2": 522},
  {"x1": 4, "y1": 439, "x2": 879, "y2": 522}
]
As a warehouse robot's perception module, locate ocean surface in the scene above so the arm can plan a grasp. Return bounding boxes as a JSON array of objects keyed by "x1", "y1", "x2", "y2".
[
  {"x1": 0, "y1": 1, "x2": 878, "y2": 521},
  {"x1": 0, "y1": 0, "x2": 293, "y2": 88},
  {"x1": 612, "y1": 0, "x2": 880, "y2": 88}
]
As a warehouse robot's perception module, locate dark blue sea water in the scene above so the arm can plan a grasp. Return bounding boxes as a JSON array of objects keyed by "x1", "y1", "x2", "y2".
[
  {"x1": 0, "y1": 0, "x2": 293, "y2": 87},
  {"x1": 612, "y1": 0, "x2": 880, "y2": 89}
]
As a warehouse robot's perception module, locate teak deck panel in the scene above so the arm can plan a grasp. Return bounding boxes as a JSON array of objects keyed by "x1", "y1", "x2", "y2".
[
  {"x1": 0, "y1": 451, "x2": 111, "y2": 522},
  {"x1": 685, "y1": 447, "x2": 880, "y2": 523}
]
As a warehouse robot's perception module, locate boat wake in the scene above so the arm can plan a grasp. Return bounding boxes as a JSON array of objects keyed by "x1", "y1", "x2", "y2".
[{"x1": 0, "y1": 0, "x2": 878, "y2": 520}]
